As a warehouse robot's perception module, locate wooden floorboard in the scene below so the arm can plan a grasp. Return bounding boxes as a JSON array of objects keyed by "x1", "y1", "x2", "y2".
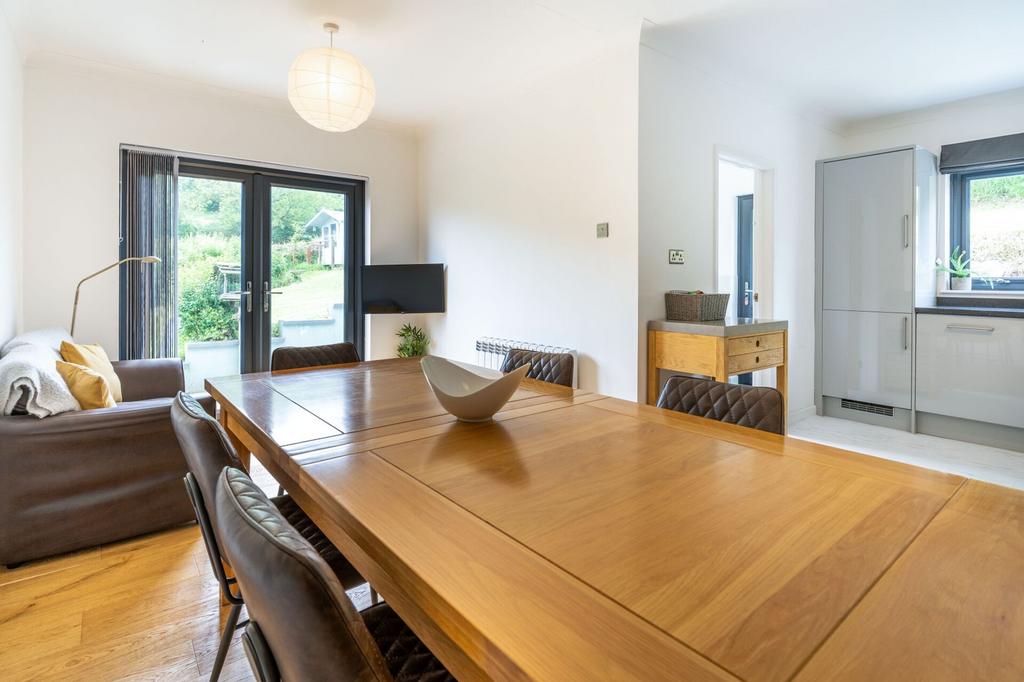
[{"x1": 0, "y1": 460, "x2": 313, "y2": 682}]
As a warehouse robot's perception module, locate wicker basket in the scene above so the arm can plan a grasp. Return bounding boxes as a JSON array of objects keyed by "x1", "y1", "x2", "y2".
[{"x1": 664, "y1": 291, "x2": 730, "y2": 321}]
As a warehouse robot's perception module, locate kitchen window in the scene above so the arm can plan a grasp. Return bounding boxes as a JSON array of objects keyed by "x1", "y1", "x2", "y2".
[{"x1": 948, "y1": 164, "x2": 1024, "y2": 292}]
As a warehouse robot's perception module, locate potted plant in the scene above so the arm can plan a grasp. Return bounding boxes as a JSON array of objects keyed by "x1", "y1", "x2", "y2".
[
  {"x1": 396, "y1": 323, "x2": 429, "y2": 357},
  {"x1": 935, "y1": 247, "x2": 971, "y2": 291}
]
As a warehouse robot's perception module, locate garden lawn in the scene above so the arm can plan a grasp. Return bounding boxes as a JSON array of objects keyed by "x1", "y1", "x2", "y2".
[{"x1": 271, "y1": 268, "x2": 344, "y2": 323}]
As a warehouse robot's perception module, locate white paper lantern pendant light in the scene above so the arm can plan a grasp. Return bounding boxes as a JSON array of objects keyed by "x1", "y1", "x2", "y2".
[{"x1": 288, "y1": 22, "x2": 376, "y2": 132}]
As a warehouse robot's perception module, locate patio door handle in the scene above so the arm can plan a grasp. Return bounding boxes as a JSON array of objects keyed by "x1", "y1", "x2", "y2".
[
  {"x1": 239, "y1": 281, "x2": 253, "y2": 313},
  {"x1": 263, "y1": 281, "x2": 282, "y2": 313}
]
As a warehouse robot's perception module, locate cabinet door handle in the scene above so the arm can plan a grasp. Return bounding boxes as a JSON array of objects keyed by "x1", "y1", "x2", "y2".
[
  {"x1": 902, "y1": 214, "x2": 910, "y2": 249},
  {"x1": 946, "y1": 324, "x2": 995, "y2": 333},
  {"x1": 903, "y1": 316, "x2": 909, "y2": 350}
]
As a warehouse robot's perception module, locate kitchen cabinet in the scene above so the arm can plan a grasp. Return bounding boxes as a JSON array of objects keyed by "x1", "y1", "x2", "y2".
[
  {"x1": 916, "y1": 314, "x2": 1024, "y2": 429},
  {"x1": 823, "y1": 310, "x2": 912, "y2": 410},
  {"x1": 821, "y1": 149, "x2": 914, "y2": 314}
]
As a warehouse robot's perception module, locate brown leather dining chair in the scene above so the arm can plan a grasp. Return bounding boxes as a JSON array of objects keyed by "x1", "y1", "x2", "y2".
[
  {"x1": 169, "y1": 392, "x2": 367, "y2": 681},
  {"x1": 213, "y1": 467, "x2": 455, "y2": 682},
  {"x1": 656, "y1": 375, "x2": 785, "y2": 435},
  {"x1": 270, "y1": 342, "x2": 361, "y2": 371},
  {"x1": 500, "y1": 348, "x2": 574, "y2": 387}
]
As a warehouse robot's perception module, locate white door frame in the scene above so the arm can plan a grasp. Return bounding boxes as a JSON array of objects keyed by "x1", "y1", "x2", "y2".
[
  {"x1": 712, "y1": 146, "x2": 775, "y2": 321},
  {"x1": 713, "y1": 146, "x2": 777, "y2": 387}
]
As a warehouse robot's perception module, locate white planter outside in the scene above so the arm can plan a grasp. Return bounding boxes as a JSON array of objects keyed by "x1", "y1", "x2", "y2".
[{"x1": 950, "y1": 276, "x2": 972, "y2": 291}]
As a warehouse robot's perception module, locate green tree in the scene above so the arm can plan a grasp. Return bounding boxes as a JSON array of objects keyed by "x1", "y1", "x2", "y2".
[
  {"x1": 178, "y1": 177, "x2": 242, "y2": 238},
  {"x1": 178, "y1": 277, "x2": 237, "y2": 343},
  {"x1": 270, "y1": 186, "x2": 345, "y2": 243}
]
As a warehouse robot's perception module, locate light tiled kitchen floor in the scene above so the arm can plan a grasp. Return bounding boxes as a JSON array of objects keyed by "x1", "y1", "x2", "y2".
[{"x1": 790, "y1": 414, "x2": 1024, "y2": 491}]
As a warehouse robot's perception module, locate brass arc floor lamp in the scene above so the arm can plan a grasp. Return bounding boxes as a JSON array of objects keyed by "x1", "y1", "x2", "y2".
[{"x1": 70, "y1": 256, "x2": 161, "y2": 337}]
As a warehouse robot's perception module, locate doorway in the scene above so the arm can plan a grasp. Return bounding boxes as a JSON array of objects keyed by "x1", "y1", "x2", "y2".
[
  {"x1": 735, "y1": 193, "x2": 754, "y2": 385},
  {"x1": 166, "y1": 158, "x2": 364, "y2": 391},
  {"x1": 736, "y1": 193, "x2": 754, "y2": 318},
  {"x1": 715, "y1": 153, "x2": 774, "y2": 387}
]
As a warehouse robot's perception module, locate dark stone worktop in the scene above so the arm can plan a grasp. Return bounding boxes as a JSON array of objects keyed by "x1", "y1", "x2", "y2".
[{"x1": 916, "y1": 305, "x2": 1024, "y2": 319}]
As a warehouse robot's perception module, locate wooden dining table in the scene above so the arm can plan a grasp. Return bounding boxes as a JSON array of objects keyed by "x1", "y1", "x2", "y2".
[{"x1": 206, "y1": 357, "x2": 1024, "y2": 682}]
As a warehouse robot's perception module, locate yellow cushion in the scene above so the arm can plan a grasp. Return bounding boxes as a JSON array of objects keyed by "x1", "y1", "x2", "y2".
[
  {"x1": 56, "y1": 361, "x2": 117, "y2": 410},
  {"x1": 60, "y1": 341, "x2": 122, "y2": 402}
]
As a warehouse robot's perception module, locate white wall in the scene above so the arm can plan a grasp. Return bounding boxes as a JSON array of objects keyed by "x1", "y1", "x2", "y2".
[
  {"x1": 21, "y1": 56, "x2": 420, "y2": 360},
  {"x1": 638, "y1": 30, "x2": 842, "y2": 413},
  {"x1": 418, "y1": 43, "x2": 640, "y2": 399},
  {"x1": 0, "y1": 15, "x2": 22, "y2": 346},
  {"x1": 840, "y1": 87, "x2": 1024, "y2": 157}
]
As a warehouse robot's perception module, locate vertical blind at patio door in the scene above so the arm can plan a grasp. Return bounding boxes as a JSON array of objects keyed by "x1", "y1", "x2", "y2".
[{"x1": 121, "y1": 149, "x2": 178, "y2": 360}]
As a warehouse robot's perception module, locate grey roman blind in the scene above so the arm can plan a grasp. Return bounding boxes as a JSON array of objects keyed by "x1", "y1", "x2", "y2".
[
  {"x1": 122, "y1": 149, "x2": 178, "y2": 360},
  {"x1": 939, "y1": 132, "x2": 1024, "y2": 174}
]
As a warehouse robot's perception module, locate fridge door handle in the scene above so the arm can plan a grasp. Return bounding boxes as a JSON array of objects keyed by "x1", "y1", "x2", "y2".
[
  {"x1": 903, "y1": 316, "x2": 909, "y2": 350},
  {"x1": 902, "y1": 214, "x2": 910, "y2": 249}
]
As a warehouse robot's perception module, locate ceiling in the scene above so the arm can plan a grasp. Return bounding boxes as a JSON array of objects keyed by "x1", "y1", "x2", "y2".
[
  {"x1": 2, "y1": 0, "x2": 1023, "y2": 129},
  {"x1": 642, "y1": 0, "x2": 1024, "y2": 127}
]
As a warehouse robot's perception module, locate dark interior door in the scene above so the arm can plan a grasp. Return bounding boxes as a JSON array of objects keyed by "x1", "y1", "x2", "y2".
[{"x1": 736, "y1": 193, "x2": 754, "y2": 385}]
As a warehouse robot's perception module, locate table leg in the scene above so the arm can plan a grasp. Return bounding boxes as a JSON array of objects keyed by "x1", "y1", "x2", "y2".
[
  {"x1": 714, "y1": 339, "x2": 729, "y2": 383},
  {"x1": 777, "y1": 330, "x2": 789, "y2": 433},
  {"x1": 647, "y1": 332, "x2": 659, "y2": 405},
  {"x1": 218, "y1": 407, "x2": 251, "y2": 471}
]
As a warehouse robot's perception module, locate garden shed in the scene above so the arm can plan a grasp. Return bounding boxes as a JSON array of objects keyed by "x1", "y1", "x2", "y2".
[{"x1": 304, "y1": 208, "x2": 345, "y2": 267}]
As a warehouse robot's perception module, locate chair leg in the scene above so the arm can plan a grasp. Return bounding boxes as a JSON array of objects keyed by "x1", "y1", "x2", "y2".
[{"x1": 211, "y1": 602, "x2": 243, "y2": 682}]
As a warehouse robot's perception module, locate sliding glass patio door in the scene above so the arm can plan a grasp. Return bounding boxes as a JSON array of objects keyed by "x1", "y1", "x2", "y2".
[{"x1": 174, "y1": 160, "x2": 364, "y2": 391}]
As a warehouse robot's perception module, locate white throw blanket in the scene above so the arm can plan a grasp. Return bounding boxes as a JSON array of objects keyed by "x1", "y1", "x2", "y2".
[{"x1": 0, "y1": 328, "x2": 81, "y2": 418}]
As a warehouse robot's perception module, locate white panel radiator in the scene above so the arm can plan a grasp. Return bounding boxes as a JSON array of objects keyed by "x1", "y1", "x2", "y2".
[{"x1": 474, "y1": 337, "x2": 578, "y2": 388}]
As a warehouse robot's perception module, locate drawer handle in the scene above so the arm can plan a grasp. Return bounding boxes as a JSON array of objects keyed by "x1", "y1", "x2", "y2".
[
  {"x1": 946, "y1": 324, "x2": 995, "y2": 333},
  {"x1": 755, "y1": 339, "x2": 761, "y2": 347},
  {"x1": 755, "y1": 356, "x2": 760, "y2": 363}
]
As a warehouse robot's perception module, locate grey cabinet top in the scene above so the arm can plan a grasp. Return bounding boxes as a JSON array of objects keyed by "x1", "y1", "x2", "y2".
[{"x1": 648, "y1": 318, "x2": 788, "y2": 337}]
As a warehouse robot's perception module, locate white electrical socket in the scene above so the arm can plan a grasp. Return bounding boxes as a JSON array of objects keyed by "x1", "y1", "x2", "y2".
[{"x1": 668, "y1": 249, "x2": 686, "y2": 264}]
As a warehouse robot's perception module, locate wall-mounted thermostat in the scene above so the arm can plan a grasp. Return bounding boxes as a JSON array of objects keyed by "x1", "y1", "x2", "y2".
[{"x1": 668, "y1": 249, "x2": 686, "y2": 264}]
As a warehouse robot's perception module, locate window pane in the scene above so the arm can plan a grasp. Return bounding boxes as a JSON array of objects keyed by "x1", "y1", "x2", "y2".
[
  {"x1": 177, "y1": 176, "x2": 243, "y2": 391},
  {"x1": 969, "y1": 172, "x2": 1024, "y2": 279},
  {"x1": 268, "y1": 186, "x2": 347, "y2": 351}
]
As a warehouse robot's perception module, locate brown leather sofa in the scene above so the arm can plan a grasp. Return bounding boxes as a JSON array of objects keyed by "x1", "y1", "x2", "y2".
[{"x1": 0, "y1": 358, "x2": 212, "y2": 566}]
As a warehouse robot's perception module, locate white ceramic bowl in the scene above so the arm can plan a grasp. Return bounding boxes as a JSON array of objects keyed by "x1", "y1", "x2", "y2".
[{"x1": 421, "y1": 356, "x2": 530, "y2": 422}]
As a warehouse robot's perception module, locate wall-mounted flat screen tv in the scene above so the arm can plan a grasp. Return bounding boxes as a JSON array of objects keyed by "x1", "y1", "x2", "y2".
[{"x1": 360, "y1": 263, "x2": 446, "y2": 314}]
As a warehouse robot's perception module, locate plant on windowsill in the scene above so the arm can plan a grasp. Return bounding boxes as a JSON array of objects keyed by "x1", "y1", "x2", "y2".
[
  {"x1": 396, "y1": 323, "x2": 429, "y2": 358},
  {"x1": 935, "y1": 247, "x2": 972, "y2": 291}
]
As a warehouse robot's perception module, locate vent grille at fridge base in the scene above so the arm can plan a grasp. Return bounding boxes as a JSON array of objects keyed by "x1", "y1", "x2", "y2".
[{"x1": 840, "y1": 399, "x2": 894, "y2": 417}]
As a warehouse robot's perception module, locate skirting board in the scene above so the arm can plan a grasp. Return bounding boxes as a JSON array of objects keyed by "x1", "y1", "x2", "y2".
[
  {"x1": 788, "y1": 405, "x2": 816, "y2": 425},
  {"x1": 917, "y1": 411, "x2": 1024, "y2": 454}
]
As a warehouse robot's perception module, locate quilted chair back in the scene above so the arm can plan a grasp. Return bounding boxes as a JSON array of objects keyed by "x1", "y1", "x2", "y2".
[
  {"x1": 656, "y1": 376, "x2": 784, "y2": 435},
  {"x1": 213, "y1": 467, "x2": 392, "y2": 682},
  {"x1": 271, "y1": 342, "x2": 361, "y2": 372},
  {"x1": 170, "y1": 391, "x2": 244, "y2": 511},
  {"x1": 500, "y1": 349, "x2": 574, "y2": 387}
]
